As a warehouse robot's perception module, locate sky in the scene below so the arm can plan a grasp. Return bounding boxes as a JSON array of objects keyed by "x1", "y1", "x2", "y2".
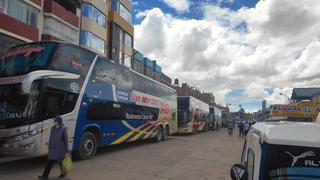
[{"x1": 131, "y1": 0, "x2": 320, "y2": 112}]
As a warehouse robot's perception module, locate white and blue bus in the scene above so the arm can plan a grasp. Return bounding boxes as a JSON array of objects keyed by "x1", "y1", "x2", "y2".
[{"x1": 0, "y1": 42, "x2": 177, "y2": 159}]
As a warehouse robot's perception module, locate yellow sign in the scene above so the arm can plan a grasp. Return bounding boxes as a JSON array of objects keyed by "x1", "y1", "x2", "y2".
[{"x1": 270, "y1": 101, "x2": 320, "y2": 120}]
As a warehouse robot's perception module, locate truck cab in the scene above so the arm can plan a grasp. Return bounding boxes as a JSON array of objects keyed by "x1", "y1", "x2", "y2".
[{"x1": 231, "y1": 121, "x2": 320, "y2": 180}]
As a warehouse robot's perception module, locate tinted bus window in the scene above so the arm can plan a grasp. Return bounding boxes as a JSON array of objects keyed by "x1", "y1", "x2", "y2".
[
  {"x1": 0, "y1": 43, "x2": 56, "y2": 77},
  {"x1": 50, "y1": 45, "x2": 95, "y2": 77},
  {"x1": 43, "y1": 78, "x2": 79, "y2": 119},
  {"x1": 131, "y1": 72, "x2": 144, "y2": 92},
  {"x1": 116, "y1": 66, "x2": 132, "y2": 89},
  {"x1": 92, "y1": 57, "x2": 116, "y2": 84}
]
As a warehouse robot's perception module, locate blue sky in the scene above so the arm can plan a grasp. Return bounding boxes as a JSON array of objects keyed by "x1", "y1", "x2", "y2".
[
  {"x1": 132, "y1": 0, "x2": 259, "y2": 25},
  {"x1": 132, "y1": 0, "x2": 272, "y2": 113}
]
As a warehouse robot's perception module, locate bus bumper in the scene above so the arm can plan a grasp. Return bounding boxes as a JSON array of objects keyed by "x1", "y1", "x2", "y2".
[
  {"x1": 177, "y1": 127, "x2": 193, "y2": 134},
  {"x1": 0, "y1": 135, "x2": 41, "y2": 156}
]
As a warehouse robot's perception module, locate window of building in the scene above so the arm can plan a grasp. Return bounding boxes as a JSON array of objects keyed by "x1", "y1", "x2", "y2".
[
  {"x1": 7, "y1": 0, "x2": 28, "y2": 24},
  {"x1": 30, "y1": 7, "x2": 38, "y2": 28},
  {"x1": 80, "y1": 30, "x2": 105, "y2": 54},
  {"x1": 124, "y1": 33, "x2": 132, "y2": 48},
  {"x1": 44, "y1": 17, "x2": 78, "y2": 44},
  {"x1": 82, "y1": 3, "x2": 106, "y2": 28},
  {"x1": 0, "y1": 0, "x2": 4, "y2": 12},
  {"x1": 123, "y1": 54, "x2": 131, "y2": 68},
  {"x1": 112, "y1": 0, "x2": 132, "y2": 24},
  {"x1": 119, "y1": 3, "x2": 131, "y2": 23},
  {"x1": 3, "y1": 0, "x2": 39, "y2": 28}
]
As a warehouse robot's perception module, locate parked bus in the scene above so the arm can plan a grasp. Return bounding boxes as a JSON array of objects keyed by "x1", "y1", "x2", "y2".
[
  {"x1": 177, "y1": 96, "x2": 209, "y2": 134},
  {"x1": 0, "y1": 42, "x2": 177, "y2": 159},
  {"x1": 209, "y1": 106, "x2": 222, "y2": 130}
]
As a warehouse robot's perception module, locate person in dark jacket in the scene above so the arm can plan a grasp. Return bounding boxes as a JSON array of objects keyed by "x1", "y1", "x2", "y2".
[
  {"x1": 238, "y1": 121, "x2": 244, "y2": 138},
  {"x1": 39, "y1": 116, "x2": 69, "y2": 180}
]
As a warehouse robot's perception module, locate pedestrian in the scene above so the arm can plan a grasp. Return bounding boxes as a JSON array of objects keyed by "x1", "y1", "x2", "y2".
[
  {"x1": 243, "y1": 121, "x2": 250, "y2": 137},
  {"x1": 238, "y1": 121, "x2": 244, "y2": 138},
  {"x1": 39, "y1": 116, "x2": 69, "y2": 180}
]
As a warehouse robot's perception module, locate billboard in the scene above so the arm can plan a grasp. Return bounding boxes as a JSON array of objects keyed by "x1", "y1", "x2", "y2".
[{"x1": 270, "y1": 101, "x2": 320, "y2": 120}]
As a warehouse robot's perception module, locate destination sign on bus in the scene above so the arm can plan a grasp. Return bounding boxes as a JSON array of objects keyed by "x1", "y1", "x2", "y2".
[{"x1": 2, "y1": 46, "x2": 45, "y2": 59}]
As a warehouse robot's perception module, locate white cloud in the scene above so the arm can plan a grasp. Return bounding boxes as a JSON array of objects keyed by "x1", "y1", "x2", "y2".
[
  {"x1": 163, "y1": 0, "x2": 190, "y2": 13},
  {"x1": 134, "y1": 0, "x2": 320, "y2": 108}
]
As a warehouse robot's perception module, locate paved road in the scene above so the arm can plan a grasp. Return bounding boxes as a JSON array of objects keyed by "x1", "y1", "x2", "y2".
[{"x1": 0, "y1": 128, "x2": 244, "y2": 180}]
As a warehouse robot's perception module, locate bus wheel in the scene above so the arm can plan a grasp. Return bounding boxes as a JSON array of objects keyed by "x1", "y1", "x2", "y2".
[
  {"x1": 78, "y1": 132, "x2": 97, "y2": 160},
  {"x1": 154, "y1": 127, "x2": 163, "y2": 143},
  {"x1": 162, "y1": 126, "x2": 169, "y2": 141}
]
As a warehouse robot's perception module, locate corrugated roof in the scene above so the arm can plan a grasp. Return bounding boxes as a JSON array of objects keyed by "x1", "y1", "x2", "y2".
[{"x1": 291, "y1": 88, "x2": 320, "y2": 100}]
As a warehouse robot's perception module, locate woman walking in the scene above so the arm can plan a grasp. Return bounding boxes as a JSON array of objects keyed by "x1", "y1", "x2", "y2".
[{"x1": 39, "y1": 116, "x2": 69, "y2": 180}]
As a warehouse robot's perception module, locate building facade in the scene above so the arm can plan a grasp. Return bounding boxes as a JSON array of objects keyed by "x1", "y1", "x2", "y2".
[
  {"x1": 0, "y1": 0, "x2": 81, "y2": 56},
  {"x1": 173, "y1": 81, "x2": 216, "y2": 106},
  {"x1": 0, "y1": 0, "x2": 175, "y2": 89},
  {"x1": 0, "y1": 0, "x2": 134, "y2": 68}
]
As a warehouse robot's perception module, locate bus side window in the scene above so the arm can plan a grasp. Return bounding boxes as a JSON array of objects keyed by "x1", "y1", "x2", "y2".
[
  {"x1": 43, "y1": 79, "x2": 78, "y2": 119},
  {"x1": 131, "y1": 72, "x2": 144, "y2": 92},
  {"x1": 92, "y1": 57, "x2": 116, "y2": 84},
  {"x1": 116, "y1": 66, "x2": 132, "y2": 89},
  {"x1": 247, "y1": 149, "x2": 255, "y2": 180}
]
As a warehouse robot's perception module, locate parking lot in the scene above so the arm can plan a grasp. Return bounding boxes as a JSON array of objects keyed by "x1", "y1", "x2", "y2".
[{"x1": 0, "y1": 129, "x2": 244, "y2": 180}]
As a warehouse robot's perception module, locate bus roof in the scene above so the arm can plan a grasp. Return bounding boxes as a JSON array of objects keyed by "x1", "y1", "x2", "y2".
[
  {"x1": 252, "y1": 121, "x2": 320, "y2": 148},
  {"x1": 8, "y1": 41, "x2": 176, "y2": 92}
]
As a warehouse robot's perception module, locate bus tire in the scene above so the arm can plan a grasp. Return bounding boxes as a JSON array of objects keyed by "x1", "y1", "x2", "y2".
[
  {"x1": 78, "y1": 131, "x2": 97, "y2": 160},
  {"x1": 154, "y1": 127, "x2": 163, "y2": 143},
  {"x1": 162, "y1": 125, "x2": 169, "y2": 141}
]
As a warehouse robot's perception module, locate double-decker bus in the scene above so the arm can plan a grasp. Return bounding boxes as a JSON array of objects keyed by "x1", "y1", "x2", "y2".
[
  {"x1": 0, "y1": 42, "x2": 177, "y2": 159},
  {"x1": 209, "y1": 106, "x2": 222, "y2": 130},
  {"x1": 177, "y1": 96, "x2": 209, "y2": 134}
]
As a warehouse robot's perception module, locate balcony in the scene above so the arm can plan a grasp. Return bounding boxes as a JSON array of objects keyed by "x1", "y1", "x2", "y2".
[
  {"x1": 0, "y1": 13, "x2": 39, "y2": 41},
  {"x1": 43, "y1": 0, "x2": 79, "y2": 28}
]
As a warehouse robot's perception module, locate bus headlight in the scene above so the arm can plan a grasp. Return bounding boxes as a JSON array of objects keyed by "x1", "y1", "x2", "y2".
[{"x1": 8, "y1": 129, "x2": 41, "y2": 143}]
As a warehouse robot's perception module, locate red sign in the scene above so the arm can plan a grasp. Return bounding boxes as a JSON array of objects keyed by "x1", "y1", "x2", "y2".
[
  {"x1": 130, "y1": 93, "x2": 159, "y2": 106},
  {"x1": 2, "y1": 46, "x2": 45, "y2": 59}
]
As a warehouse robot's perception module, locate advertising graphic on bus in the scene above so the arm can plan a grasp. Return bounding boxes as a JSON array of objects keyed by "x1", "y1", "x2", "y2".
[{"x1": 0, "y1": 42, "x2": 177, "y2": 159}]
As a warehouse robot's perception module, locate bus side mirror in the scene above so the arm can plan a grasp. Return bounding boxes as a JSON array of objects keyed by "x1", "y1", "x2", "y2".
[{"x1": 230, "y1": 164, "x2": 248, "y2": 180}]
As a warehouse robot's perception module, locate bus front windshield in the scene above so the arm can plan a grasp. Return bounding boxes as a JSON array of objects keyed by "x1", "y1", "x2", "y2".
[
  {"x1": 0, "y1": 81, "x2": 41, "y2": 128},
  {"x1": 0, "y1": 43, "x2": 56, "y2": 77}
]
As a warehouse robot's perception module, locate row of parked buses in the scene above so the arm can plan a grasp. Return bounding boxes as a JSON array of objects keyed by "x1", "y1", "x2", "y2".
[
  {"x1": 177, "y1": 96, "x2": 222, "y2": 134},
  {"x1": 0, "y1": 42, "x2": 221, "y2": 160}
]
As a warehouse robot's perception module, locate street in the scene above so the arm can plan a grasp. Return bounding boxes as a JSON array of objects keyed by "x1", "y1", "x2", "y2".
[{"x1": 0, "y1": 129, "x2": 244, "y2": 180}]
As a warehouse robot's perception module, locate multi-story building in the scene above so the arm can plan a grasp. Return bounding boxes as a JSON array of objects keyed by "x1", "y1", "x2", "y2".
[
  {"x1": 80, "y1": 0, "x2": 134, "y2": 67},
  {"x1": 0, "y1": 0, "x2": 81, "y2": 56},
  {"x1": 0, "y1": 0, "x2": 134, "y2": 69},
  {"x1": 173, "y1": 81, "x2": 216, "y2": 106},
  {"x1": 0, "y1": 0, "x2": 42, "y2": 56}
]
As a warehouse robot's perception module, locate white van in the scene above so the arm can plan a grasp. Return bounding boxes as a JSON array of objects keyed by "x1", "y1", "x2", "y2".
[{"x1": 230, "y1": 121, "x2": 320, "y2": 180}]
